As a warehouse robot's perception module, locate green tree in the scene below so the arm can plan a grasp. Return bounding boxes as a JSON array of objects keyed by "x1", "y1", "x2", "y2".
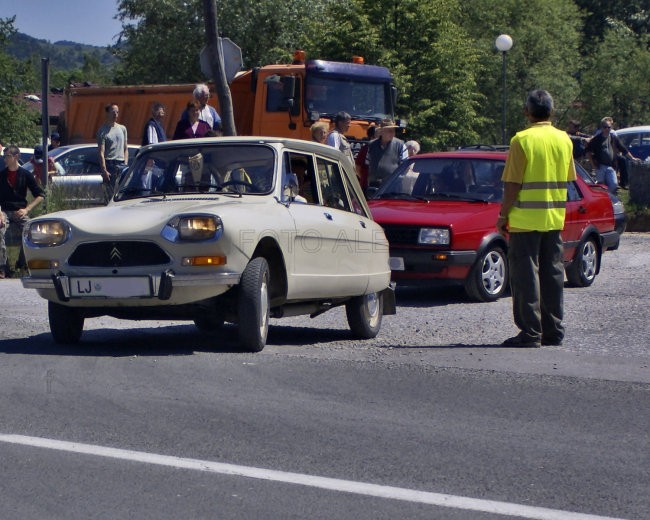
[
  {"x1": 579, "y1": 27, "x2": 650, "y2": 128},
  {"x1": 460, "y1": 0, "x2": 583, "y2": 143},
  {"x1": 0, "y1": 17, "x2": 41, "y2": 146},
  {"x1": 113, "y1": 0, "x2": 205, "y2": 83},
  {"x1": 307, "y1": 0, "x2": 484, "y2": 150}
]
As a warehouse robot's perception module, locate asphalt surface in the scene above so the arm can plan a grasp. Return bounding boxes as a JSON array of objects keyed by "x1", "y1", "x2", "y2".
[{"x1": 0, "y1": 233, "x2": 648, "y2": 519}]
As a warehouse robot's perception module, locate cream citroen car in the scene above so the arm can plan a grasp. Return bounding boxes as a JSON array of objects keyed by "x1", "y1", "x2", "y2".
[{"x1": 21, "y1": 137, "x2": 395, "y2": 351}]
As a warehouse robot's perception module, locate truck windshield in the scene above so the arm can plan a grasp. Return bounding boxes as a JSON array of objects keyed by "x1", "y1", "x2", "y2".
[{"x1": 305, "y1": 75, "x2": 391, "y2": 122}]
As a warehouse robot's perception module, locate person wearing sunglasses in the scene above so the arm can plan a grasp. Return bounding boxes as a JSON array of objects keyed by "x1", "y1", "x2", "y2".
[
  {"x1": 586, "y1": 116, "x2": 640, "y2": 193},
  {"x1": 0, "y1": 144, "x2": 45, "y2": 278}
]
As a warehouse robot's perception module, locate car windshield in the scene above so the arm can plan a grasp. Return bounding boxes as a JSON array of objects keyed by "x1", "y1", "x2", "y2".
[
  {"x1": 115, "y1": 143, "x2": 276, "y2": 201},
  {"x1": 375, "y1": 157, "x2": 505, "y2": 202}
]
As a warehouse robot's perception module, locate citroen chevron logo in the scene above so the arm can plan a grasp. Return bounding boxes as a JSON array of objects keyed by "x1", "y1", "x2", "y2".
[{"x1": 110, "y1": 246, "x2": 123, "y2": 263}]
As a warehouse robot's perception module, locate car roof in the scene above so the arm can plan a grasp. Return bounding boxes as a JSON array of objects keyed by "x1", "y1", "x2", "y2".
[
  {"x1": 412, "y1": 150, "x2": 508, "y2": 160},
  {"x1": 140, "y1": 136, "x2": 341, "y2": 156},
  {"x1": 616, "y1": 126, "x2": 650, "y2": 134}
]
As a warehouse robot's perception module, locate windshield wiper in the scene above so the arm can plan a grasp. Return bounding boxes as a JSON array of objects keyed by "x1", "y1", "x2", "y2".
[
  {"x1": 426, "y1": 192, "x2": 487, "y2": 202},
  {"x1": 378, "y1": 192, "x2": 429, "y2": 202}
]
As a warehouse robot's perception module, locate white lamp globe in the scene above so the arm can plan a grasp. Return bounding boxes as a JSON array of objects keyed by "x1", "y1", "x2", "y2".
[{"x1": 495, "y1": 34, "x2": 513, "y2": 52}]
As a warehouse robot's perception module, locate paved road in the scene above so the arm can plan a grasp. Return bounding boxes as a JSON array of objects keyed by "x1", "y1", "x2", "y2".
[{"x1": 0, "y1": 233, "x2": 648, "y2": 519}]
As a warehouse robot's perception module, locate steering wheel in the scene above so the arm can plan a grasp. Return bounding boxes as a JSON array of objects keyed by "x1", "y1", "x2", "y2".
[{"x1": 220, "y1": 180, "x2": 258, "y2": 192}]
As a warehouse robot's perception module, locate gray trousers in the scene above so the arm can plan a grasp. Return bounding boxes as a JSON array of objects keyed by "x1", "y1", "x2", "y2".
[
  {"x1": 0, "y1": 211, "x2": 30, "y2": 270},
  {"x1": 508, "y1": 231, "x2": 565, "y2": 342}
]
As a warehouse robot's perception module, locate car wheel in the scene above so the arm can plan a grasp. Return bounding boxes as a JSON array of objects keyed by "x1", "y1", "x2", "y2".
[
  {"x1": 48, "y1": 301, "x2": 84, "y2": 344},
  {"x1": 566, "y1": 236, "x2": 599, "y2": 287},
  {"x1": 346, "y1": 291, "x2": 383, "y2": 339},
  {"x1": 237, "y1": 257, "x2": 270, "y2": 352},
  {"x1": 464, "y1": 245, "x2": 508, "y2": 302}
]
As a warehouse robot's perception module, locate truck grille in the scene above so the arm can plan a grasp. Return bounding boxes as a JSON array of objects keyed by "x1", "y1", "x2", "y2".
[
  {"x1": 381, "y1": 225, "x2": 420, "y2": 245},
  {"x1": 68, "y1": 241, "x2": 171, "y2": 267}
]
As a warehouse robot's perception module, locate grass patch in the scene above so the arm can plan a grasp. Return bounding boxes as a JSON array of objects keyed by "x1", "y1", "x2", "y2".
[{"x1": 619, "y1": 189, "x2": 650, "y2": 231}]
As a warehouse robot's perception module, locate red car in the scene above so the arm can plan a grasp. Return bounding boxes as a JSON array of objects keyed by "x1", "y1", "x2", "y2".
[{"x1": 367, "y1": 149, "x2": 625, "y2": 302}]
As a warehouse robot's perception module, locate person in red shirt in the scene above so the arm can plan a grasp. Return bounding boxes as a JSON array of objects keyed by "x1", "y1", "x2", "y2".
[{"x1": 0, "y1": 144, "x2": 45, "y2": 278}]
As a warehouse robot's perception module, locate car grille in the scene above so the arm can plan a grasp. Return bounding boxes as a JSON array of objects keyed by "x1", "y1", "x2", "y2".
[
  {"x1": 68, "y1": 241, "x2": 171, "y2": 267},
  {"x1": 381, "y1": 225, "x2": 420, "y2": 245}
]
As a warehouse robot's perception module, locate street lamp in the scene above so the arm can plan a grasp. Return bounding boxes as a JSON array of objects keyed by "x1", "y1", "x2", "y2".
[{"x1": 495, "y1": 34, "x2": 513, "y2": 145}]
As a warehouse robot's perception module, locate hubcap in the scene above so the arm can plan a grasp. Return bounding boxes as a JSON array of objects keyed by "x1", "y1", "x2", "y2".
[
  {"x1": 581, "y1": 241, "x2": 597, "y2": 281},
  {"x1": 365, "y1": 293, "x2": 380, "y2": 327},
  {"x1": 481, "y1": 251, "x2": 506, "y2": 295},
  {"x1": 259, "y1": 276, "x2": 269, "y2": 339}
]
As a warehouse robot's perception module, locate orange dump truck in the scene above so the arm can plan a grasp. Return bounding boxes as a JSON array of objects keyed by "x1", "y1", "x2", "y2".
[{"x1": 60, "y1": 53, "x2": 397, "y2": 154}]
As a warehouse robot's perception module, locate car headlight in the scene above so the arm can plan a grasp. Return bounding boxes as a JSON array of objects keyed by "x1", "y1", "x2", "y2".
[
  {"x1": 162, "y1": 215, "x2": 223, "y2": 242},
  {"x1": 418, "y1": 227, "x2": 450, "y2": 245},
  {"x1": 25, "y1": 219, "x2": 71, "y2": 247}
]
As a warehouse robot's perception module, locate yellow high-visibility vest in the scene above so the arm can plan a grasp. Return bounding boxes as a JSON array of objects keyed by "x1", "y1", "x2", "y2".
[{"x1": 509, "y1": 124, "x2": 574, "y2": 231}]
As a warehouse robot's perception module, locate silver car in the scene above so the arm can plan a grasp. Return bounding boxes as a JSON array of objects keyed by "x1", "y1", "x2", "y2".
[{"x1": 23, "y1": 144, "x2": 140, "y2": 205}]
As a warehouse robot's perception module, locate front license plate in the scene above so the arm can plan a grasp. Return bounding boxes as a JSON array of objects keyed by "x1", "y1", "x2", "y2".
[
  {"x1": 389, "y1": 257, "x2": 405, "y2": 271},
  {"x1": 70, "y1": 277, "x2": 152, "y2": 298}
]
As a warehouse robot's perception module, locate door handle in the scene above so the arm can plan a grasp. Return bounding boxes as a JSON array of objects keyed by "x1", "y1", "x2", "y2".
[{"x1": 578, "y1": 206, "x2": 587, "y2": 214}]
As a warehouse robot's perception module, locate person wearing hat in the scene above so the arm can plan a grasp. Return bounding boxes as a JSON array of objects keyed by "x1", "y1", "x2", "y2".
[
  {"x1": 326, "y1": 111, "x2": 355, "y2": 167},
  {"x1": 49, "y1": 132, "x2": 61, "y2": 151},
  {"x1": 365, "y1": 119, "x2": 408, "y2": 187},
  {"x1": 29, "y1": 145, "x2": 59, "y2": 186}
]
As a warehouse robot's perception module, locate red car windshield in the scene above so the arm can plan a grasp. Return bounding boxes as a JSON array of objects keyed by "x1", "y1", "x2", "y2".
[{"x1": 376, "y1": 157, "x2": 505, "y2": 202}]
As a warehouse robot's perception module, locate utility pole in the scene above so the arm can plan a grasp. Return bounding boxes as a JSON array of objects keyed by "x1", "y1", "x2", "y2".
[{"x1": 203, "y1": 0, "x2": 236, "y2": 136}]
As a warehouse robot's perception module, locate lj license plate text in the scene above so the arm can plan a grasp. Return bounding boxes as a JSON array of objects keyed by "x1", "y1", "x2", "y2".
[{"x1": 70, "y1": 277, "x2": 152, "y2": 298}]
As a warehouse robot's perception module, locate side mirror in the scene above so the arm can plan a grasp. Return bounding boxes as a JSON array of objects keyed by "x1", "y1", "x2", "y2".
[{"x1": 283, "y1": 172, "x2": 300, "y2": 201}]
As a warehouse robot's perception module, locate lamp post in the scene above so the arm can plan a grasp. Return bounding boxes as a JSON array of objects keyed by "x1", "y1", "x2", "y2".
[{"x1": 495, "y1": 34, "x2": 513, "y2": 145}]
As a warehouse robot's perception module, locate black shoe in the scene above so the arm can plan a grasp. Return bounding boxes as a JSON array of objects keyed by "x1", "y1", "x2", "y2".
[{"x1": 502, "y1": 334, "x2": 541, "y2": 348}]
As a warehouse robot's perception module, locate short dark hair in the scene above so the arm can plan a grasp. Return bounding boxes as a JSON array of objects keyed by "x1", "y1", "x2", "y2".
[
  {"x1": 152, "y1": 102, "x2": 165, "y2": 113},
  {"x1": 105, "y1": 102, "x2": 119, "y2": 112},
  {"x1": 525, "y1": 89, "x2": 553, "y2": 120},
  {"x1": 334, "y1": 111, "x2": 351, "y2": 123}
]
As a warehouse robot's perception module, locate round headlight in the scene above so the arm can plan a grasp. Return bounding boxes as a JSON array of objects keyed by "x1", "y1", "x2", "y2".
[
  {"x1": 163, "y1": 215, "x2": 223, "y2": 242},
  {"x1": 26, "y1": 220, "x2": 71, "y2": 246}
]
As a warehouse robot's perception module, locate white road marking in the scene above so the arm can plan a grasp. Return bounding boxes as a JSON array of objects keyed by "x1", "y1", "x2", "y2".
[{"x1": 0, "y1": 433, "x2": 627, "y2": 520}]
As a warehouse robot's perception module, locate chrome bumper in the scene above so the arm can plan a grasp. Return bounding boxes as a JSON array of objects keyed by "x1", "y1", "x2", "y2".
[{"x1": 22, "y1": 271, "x2": 241, "y2": 302}]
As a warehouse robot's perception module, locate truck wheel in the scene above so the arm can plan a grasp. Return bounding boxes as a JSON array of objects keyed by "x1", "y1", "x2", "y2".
[
  {"x1": 464, "y1": 245, "x2": 508, "y2": 302},
  {"x1": 346, "y1": 292, "x2": 383, "y2": 339},
  {"x1": 566, "y1": 236, "x2": 599, "y2": 287},
  {"x1": 237, "y1": 257, "x2": 270, "y2": 352},
  {"x1": 48, "y1": 301, "x2": 84, "y2": 344}
]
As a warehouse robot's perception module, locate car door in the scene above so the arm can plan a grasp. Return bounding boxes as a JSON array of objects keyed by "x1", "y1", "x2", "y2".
[
  {"x1": 285, "y1": 152, "x2": 369, "y2": 298},
  {"x1": 561, "y1": 179, "x2": 584, "y2": 262},
  {"x1": 51, "y1": 147, "x2": 106, "y2": 205}
]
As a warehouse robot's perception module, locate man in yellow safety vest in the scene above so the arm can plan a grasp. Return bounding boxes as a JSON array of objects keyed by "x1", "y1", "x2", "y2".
[{"x1": 497, "y1": 89, "x2": 576, "y2": 348}]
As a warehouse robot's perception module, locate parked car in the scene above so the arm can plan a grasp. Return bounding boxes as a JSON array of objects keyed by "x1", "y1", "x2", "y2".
[
  {"x1": 21, "y1": 137, "x2": 395, "y2": 351},
  {"x1": 615, "y1": 125, "x2": 650, "y2": 161},
  {"x1": 367, "y1": 149, "x2": 623, "y2": 302},
  {"x1": 22, "y1": 144, "x2": 140, "y2": 205}
]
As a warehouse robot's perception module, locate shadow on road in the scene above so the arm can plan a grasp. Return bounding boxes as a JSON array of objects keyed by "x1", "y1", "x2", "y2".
[{"x1": 0, "y1": 322, "x2": 355, "y2": 357}]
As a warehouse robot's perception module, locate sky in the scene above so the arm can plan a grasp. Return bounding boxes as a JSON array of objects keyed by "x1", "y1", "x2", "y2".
[{"x1": 1, "y1": 0, "x2": 123, "y2": 47}]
